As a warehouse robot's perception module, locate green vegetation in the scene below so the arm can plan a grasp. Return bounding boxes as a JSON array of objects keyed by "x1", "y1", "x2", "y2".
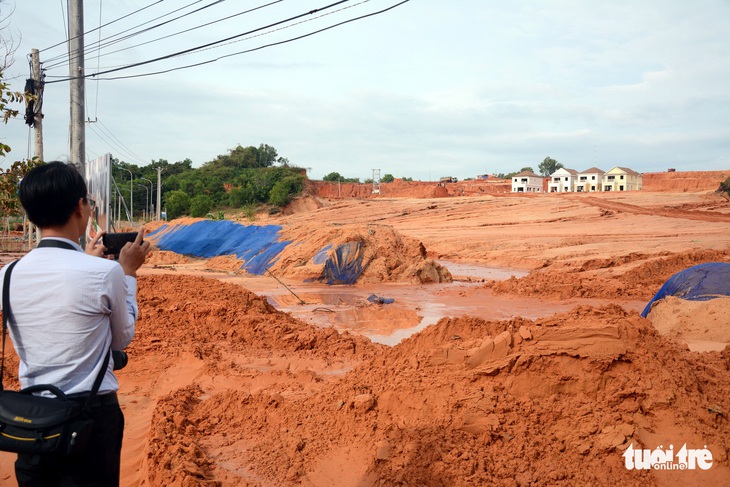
[
  {"x1": 719, "y1": 177, "x2": 730, "y2": 198},
  {"x1": 322, "y1": 172, "x2": 360, "y2": 183},
  {"x1": 110, "y1": 144, "x2": 307, "y2": 220},
  {"x1": 0, "y1": 69, "x2": 42, "y2": 218},
  {"x1": 538, "y1": 157, "x2": 563, "y2": 176},
  {"x1": 381, "y1": 173, "x2": 395, "y2": 183}
]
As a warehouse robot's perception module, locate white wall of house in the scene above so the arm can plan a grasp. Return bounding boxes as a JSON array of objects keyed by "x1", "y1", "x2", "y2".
[
  {"x1": 602, "y1": 167, "x2": 643, "y2": 191},
  {"x1": 512, "y1": 171, "x2": 544, "y2": 193},
  {"x1": 575, "y1": 168, "x2": 605, "y2": 192},
  {"x1": 547, "y1": 168, "x2": 578, "y2": 192}
]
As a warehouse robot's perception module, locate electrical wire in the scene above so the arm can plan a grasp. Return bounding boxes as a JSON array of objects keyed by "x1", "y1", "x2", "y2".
[
  {"x1": 97, "y1": 119, "x2": 148, "y2": 164},
  {"x1": 44, "y1": 0, "x2": 338, "y2": 74},
  {"x1": 52, "y1": 0, "x2": 410, "y2": 82},
  {"x1": 45, "y1": 0, "x2": 284, "y2": 71},
  {"x1": 45, "y1": 0, "x2": 387, "y2": 84},
  {"x1": 41, "y1": 0, "x2": 167, "y2": 54},
  {"x1": 46, "y1": 0, "x2": 228, "y2": 69},
  {"x1": 87, "y1": 122, "x2": 147, "y2": 166}
]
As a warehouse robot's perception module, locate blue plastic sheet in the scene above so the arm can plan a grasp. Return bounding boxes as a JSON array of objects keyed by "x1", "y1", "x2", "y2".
[
  {"x1": 318, "y1": 241, "x2": 365, "y2": 285},
  {"x1": 367, "y1": 294, "x2": 394, "y2": 304},
  {"x1": 641, "y1": 262, "x2": 730, "y2": 317},
  {"x1": 148, "y1": 220, "x2": 290, "y2": 275}
]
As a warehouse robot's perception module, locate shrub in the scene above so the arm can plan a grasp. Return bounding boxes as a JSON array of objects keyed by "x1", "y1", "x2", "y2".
[{"x1": 190, "y1": 194, "x2": 213, "y2": 217}]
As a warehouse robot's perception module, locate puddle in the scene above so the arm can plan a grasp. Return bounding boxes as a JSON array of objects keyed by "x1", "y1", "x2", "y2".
[
  {"x1": 262, "y1": 262, "x2": 563, "y2": 347},
  {"x1": 148, "y1": 261, "x2": 646, "y2": 348},
  {"x1": 437, "y1": 260, "x2": 529, "y2": 281}
]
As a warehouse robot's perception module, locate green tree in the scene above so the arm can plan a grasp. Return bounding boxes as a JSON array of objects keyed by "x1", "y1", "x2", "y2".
[
  {"x1": 1, "y1": 68, "x2": 42, "y2": 216},
  {"x1": 190, "y1": 194, "x2": 213, "y2": 217},
  {"x1": 257, "y1": 143, "x2": 278, "y2": 167},
  {"x1": 381, "y1": 174, "x2": 395, "y2": 183},
  {"x1": 520, "y1": 166, "x2": 535, "y2": 173},
  {"x1": 323, "y1": 172, "x2": 344, "y2": 182},
  {"x1": 538, "y1": 157, "x2": 563, "y2": 176},
  {"x1": 269, "y1": 175, "x2": 304, "y2": 207},
  {"x1": 165, "y1": 190, "x2": 190, "y2": 219}
]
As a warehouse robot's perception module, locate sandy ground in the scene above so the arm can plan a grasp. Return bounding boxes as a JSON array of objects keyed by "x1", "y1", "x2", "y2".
[{"x1": 1, "y1": 172, "x2": 730, "y2": 486}]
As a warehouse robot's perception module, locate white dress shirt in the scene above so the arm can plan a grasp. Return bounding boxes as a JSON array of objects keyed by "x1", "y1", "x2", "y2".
[{"x1": 0, "y1": 237, "x2": 138, "y2": 395}]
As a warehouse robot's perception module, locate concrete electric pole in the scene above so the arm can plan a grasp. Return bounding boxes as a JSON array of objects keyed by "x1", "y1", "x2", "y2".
[
  {"x1": 68, "y1": 0, "x2": 85, "y2": 176},
  {"x1": 30, "y1": 49, "x2": 43, "y2": 161}
]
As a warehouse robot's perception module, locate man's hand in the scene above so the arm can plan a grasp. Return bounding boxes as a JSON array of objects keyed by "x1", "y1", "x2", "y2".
[
  {"x1": 86, "y1": 231, "x2": 108, "y2": 258},
  {"x1": 118, "y1": 228, "x2": 151, "y2": 277}
]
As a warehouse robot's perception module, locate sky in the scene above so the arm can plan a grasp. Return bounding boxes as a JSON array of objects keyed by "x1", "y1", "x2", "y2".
[{"x1": 1, "y1": 0, "x2": 729, "y2": 182}]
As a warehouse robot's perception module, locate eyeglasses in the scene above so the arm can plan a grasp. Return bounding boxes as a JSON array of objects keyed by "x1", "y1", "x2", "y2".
[{"x1": 86, "y1": 196, "x2": 96, "y2": 210}]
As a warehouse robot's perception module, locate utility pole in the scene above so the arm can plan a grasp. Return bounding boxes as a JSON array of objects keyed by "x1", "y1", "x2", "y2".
[
  {"x1": 30, "y1": 49, "x2": 44, "y2": 244},
  {"x1": 69, "y1": 0, "x2": 85, "y2": 176},
  {"x1": 156, "y1": 167, "x2": 162, "y2": 220},
  {"x1": 30, "y1": 49, "x2": 44, "y2": 161}
]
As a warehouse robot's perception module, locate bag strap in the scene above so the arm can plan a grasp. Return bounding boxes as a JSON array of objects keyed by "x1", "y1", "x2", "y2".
[
  {"x1": 1, "y1": 260, "x2": 20, "y2": 392},
  {"x1": 1, "y1": 258, "x2": 111, "y2": 412},
  {"x1": 36, "y1": 239, "x2": 78, "y2": 251}
]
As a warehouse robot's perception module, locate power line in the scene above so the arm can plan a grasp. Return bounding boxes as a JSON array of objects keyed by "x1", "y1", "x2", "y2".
[
  {"x1": 54, "y1": 0, "x2": 284, "y2": 70},
  {"x1": 46, "y1": 0, "x2": 408, "y2": 84},
  {"x1": 86, "y1": 121, "x2": 147, "y2": 166},
  {"x1": 46, "y1": 0, "x2": 350, "y2": 82},
  {"x1": 50, "y1": 0, "x2": 368, "y2": 74},
  {"x1": 94, "y1": 0, "x2": 410, "y2": 81},
  {"x1": 97, "y1": 119, "x2": 148, "y2": 164},
  {"x1": 43, "y1": 0, "x2": 231, "y2": 69},
  {"x1": 41, "y1": 0, "x2": 167, "y2": 54}
]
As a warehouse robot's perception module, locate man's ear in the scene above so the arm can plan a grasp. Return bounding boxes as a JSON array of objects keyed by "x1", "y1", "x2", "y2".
[{"x1": 73, "y1": 197, "x2": 86, "y2": 216}]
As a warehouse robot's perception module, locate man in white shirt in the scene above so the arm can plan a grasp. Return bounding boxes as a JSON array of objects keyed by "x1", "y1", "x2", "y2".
[{"x1": 0, "y1": 161, "x2": 150, "y2": 486}]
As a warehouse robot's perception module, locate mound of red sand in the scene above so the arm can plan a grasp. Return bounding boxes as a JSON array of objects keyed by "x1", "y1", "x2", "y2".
[{"x1": 132, "y1": 276, "x2": 730, "y2": 486}]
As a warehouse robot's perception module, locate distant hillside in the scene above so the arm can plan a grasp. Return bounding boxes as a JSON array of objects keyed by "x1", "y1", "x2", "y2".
[{"x1": 641, "y1": 170, "x2": 729, "y2": 192}]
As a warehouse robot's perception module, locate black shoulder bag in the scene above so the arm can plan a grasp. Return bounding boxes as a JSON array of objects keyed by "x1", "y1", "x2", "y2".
[{"x1": 0, "y1": 249, "x2": 110, "y2": 456}]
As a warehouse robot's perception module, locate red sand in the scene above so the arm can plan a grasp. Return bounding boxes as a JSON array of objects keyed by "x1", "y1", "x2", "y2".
[{"x1": 1, "y1": 170, "x2": 729, "y2": 486}]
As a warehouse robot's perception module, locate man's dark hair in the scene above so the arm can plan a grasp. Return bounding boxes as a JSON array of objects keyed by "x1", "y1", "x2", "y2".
[{"x1": 19, "y1": 161, "x2": 88, "y2": 228}]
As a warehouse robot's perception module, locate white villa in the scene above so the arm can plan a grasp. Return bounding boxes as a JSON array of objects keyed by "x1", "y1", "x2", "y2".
[
  {"x1": 511, "y1": 171, "x2": 544, "y2": 193},
  {"x1": 547, "y1": 168, "x2": 579, "y2": 192},
  {"x1": 602, "y1": 166, "x2": 643, "y2": 191},
  {"x1": 508, "y1": 165, "x2": 642, "y2": 194},
  {"x1": 546, "y1": 166, "x2": 643, "y2": 192},
  {"x1": 575, "y1": 167, "x2": 605, "y2": 192}
]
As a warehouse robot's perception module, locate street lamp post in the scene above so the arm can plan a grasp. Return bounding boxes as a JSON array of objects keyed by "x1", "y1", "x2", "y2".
[
  {"x1": 140, "y1": 177, "x2": 154, "y2": 220},
  {"x1": 117, "y1": 167, "x2": 133, "y2": 225},
  {"x1": 137, "y1": 184, "x2": 149, "y2": 220}
]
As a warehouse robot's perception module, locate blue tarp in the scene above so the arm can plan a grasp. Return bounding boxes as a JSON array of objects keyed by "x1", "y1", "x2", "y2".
[
  {"x1": 641, "y1": 262, "x2": 730, "y2": 317},
  {"x1": 148, "y1": 220, "x2": 290, "y2": 275},
  {"x1": 318, "y1": 241, "x2": 365, "y2": 285},
  {"x1": 367, "y1": 294, "x2": 394, "y2": 304}
]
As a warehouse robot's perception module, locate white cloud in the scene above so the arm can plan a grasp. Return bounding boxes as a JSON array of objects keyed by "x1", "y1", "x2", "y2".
[{"x1": 1, "y1": 0, "x2": 728, "y2": 182}]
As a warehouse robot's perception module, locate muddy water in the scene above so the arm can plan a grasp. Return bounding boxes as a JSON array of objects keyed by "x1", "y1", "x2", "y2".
[{"x1": 261, "y1": 261, "x2": 647, "y2": 346}]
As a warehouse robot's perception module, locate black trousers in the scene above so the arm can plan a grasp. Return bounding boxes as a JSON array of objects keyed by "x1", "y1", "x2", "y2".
[{"x1": 14, "y1": 393, "x2": 125, "y2": 487}]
